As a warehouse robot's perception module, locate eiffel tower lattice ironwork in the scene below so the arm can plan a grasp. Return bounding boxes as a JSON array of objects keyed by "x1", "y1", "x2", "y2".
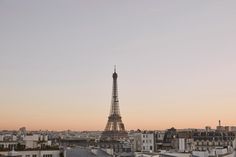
[{"x1": 100, "y1": 67, "x2": 128, "y2": 141}]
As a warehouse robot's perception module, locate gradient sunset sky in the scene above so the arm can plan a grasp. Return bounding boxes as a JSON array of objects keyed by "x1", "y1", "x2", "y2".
[{"x1": 0, "y1": 1, "x2": 236, "y2": 131}]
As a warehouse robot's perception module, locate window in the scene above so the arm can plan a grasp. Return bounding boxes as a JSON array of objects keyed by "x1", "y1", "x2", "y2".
[
  {"x1": 150, "y1": 146, "x2": 152, "y2": 150},
  {"x1": 25, "y1": 155, "x2": 30, "y2": 157},
  {"x1": 33, "y1": 154, "x2": 37, "y2": 157}
]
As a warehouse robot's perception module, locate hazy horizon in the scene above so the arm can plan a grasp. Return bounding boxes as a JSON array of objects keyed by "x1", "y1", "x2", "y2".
[{"x1": 1, "y1": 0, "x2": 236, "y2": 131}]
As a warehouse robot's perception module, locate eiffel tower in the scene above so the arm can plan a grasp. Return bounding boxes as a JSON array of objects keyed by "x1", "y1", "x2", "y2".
[{"x1": 100, "y1": 67, "x2": 128, "y2": 141}]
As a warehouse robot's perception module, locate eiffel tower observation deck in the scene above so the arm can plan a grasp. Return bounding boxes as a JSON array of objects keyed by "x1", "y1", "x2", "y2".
[{"x1": 100, "y1": 67, "x2": 128, "y2": 141}]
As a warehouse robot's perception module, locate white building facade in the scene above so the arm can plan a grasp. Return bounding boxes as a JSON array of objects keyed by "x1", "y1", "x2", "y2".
[{"x1": 141, "y1": 132, "x2": 154, "y2": 153}]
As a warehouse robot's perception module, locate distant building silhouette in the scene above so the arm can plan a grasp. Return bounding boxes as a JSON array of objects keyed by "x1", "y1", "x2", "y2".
[
  {"x1": 100, "y1": 67, "x2": 128, "y2": 141},
  {"x1": 99, "y1": 68, "x2": 133, "y2": 157}
]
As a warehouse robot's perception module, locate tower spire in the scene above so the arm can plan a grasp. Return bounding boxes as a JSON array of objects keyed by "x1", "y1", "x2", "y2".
[{"x1": 114, "y1": 65, "x2": 116, "y2": 73}]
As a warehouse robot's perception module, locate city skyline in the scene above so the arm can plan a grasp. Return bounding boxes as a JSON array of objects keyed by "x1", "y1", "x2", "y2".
[{"x1": 1, "y1": 1, "x2": 236, "y2": 131}]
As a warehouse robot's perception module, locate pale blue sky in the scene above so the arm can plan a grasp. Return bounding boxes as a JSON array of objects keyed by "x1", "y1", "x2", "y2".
[{"x1": 0, "y1": 1, "x2": 236, "y2": 130}]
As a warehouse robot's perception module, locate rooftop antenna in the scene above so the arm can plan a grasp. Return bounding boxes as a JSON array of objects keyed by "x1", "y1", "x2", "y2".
[{"x1": 114, "y1": 65, "x2": 116, "y2": 73}]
